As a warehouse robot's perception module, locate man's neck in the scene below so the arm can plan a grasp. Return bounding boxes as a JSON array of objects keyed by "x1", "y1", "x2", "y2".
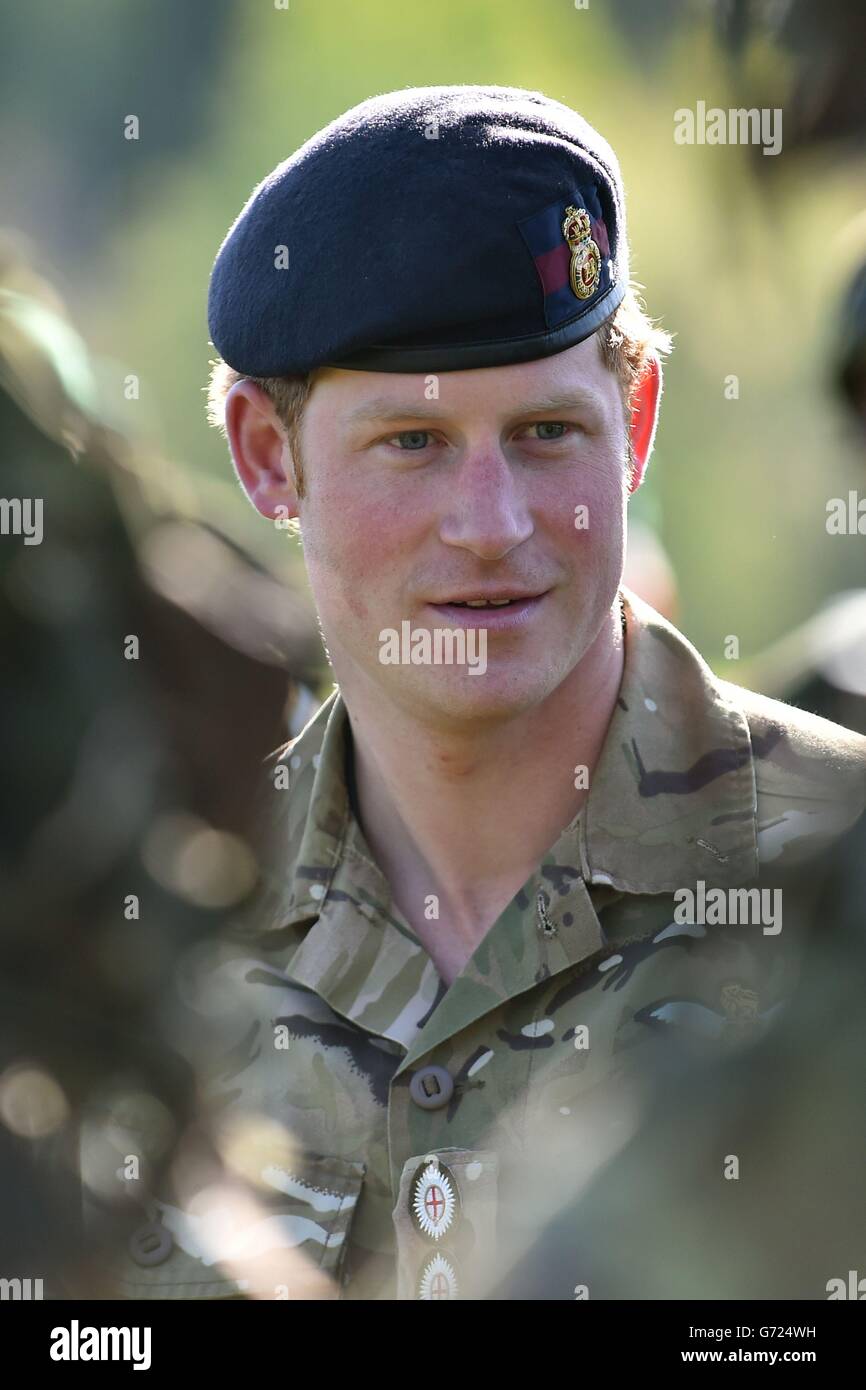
[{"x1": 340, "y1": 603, "x2": 625, "y2": 982}]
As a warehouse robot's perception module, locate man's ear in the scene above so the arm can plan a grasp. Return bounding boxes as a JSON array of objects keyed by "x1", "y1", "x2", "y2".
[
  {"x1": 627, "y1": 355, "x2": 663, "y2": 494},
  {"x1": 224, "y1": 380, "x2": 299, "y2": 522}
]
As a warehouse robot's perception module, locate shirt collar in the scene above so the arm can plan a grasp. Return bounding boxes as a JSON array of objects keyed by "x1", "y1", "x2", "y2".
[
  {"x1": 256, "y1": 584, "x2": 757, "y2": 931},
  {"x1": 582, "y1": 585, "x2": 758, "y2": 892},
  {"x1": 243, "y1": 587, "x2": 759, "y2": 1050}
]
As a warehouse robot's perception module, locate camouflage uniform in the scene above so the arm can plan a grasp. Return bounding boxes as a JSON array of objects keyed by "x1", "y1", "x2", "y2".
[{"x1": 110, "y1": 585, "x2": 866, "y2": 1301}]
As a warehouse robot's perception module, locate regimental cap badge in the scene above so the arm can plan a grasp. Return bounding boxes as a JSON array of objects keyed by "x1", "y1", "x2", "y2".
[
  {"x1": 562, "y1": 204, "x2": 601, "y2": 301},
  {"x1": 409, "y1": 1158, "x2": 459, "y2": 1242},
  {"x1": 417, "y1": 1251, "x2": 460, "y2": 1300}
]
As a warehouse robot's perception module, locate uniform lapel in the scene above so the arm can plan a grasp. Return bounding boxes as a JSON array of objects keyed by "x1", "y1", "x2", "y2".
[{"x1": 247, "y1": 687, "x2": 441, "y2": 1050}]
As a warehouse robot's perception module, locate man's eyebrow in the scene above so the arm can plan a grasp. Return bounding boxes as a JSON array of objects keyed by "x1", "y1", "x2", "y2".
[
  {"x1": 507, "y1": 389, "x2": 603, "y2": 415},
  {"x1": 343, "y1": 389, "x2": 602, "y2": 426},
  {"x1": 344, "y1": 399, "x2": 449, "y2": 425}
]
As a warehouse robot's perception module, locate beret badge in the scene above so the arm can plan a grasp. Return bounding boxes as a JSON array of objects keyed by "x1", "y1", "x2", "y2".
[{"x1": 562, "y1": 205, "x2": 601, "y2": 301}]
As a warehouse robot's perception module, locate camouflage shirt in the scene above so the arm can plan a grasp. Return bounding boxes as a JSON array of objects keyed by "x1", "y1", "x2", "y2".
[{"x1": 110, "y1": 585, "x2": 866, "y2": 1300}]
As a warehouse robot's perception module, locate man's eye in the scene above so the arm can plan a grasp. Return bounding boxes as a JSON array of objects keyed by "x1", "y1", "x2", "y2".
[
  {"x1": 528, "y1": 422, "x2": 570, "y2": 441},
  {"x1": 390, "y1": 430, "x2": 432, "y2": 450}
]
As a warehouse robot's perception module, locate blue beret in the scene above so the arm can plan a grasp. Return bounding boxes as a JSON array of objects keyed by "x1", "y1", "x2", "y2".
[{"x1": 207, "y1": 85, "x2": 628, "y2": 376}]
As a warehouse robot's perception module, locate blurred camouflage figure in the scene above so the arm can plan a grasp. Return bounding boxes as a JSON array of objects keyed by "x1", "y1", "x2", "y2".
[
  {"x1": 745, "y1": 248, "x2": 866, "y2": 737},
  {"x1": 493, "y1": 801, "x2": 866, "y2": 1300},
  {"x1": 612, "y1": 0, "x2": 866, "y2": 156},
  {"x1": 0, "y1": 239, "x2": 320, "y2": 1296}
]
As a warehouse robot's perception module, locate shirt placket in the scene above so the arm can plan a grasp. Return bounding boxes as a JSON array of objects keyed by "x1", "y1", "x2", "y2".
[{"x1": 384, "y1": 869, "x2": 607, "y2": 1297}]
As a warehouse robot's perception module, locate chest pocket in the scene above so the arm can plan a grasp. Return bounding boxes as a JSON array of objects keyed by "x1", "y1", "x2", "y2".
[{"x1": 114, "y1": 1153, "x2": 366, "y2": 1300}]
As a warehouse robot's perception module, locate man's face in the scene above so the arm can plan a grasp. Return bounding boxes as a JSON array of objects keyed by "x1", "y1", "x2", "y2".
[{"x1": 294, "y1": 333, "x2": 630, "y2": 727}]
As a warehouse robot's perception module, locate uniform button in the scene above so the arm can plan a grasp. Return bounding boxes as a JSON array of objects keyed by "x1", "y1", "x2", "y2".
[
  {"x1": 128, "y1": 1221, "x2": 173, "y2": 1267},
  {"x1": 409, "y1": 1064, "x2": 453, "y2": 1110}
]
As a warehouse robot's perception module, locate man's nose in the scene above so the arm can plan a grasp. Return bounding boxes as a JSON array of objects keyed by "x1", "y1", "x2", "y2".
[{"x1": 438, "y1": 446, "x2": 534, "y2": 560}]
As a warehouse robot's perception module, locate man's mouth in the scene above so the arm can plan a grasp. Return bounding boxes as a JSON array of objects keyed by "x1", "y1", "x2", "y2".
[
  {"x1": 448, "y1": 597, "x2": 522, "y2": 608},
  {"x1": 427, "y1": 590, "x2": 550, "y2": 625},
  {"x1": 433, "y1": 590, "x2": 546, "y2": 607}
]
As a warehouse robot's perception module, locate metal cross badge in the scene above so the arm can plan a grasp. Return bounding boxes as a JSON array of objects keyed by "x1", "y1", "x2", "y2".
[{"x1": 409, "y1": 1158, "x2": 459, "y2": 1241}]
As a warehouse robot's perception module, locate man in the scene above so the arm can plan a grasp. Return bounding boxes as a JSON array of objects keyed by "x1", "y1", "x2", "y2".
[{"x1": 116, "y1": 86, "x2": 865, "y2": 1301}]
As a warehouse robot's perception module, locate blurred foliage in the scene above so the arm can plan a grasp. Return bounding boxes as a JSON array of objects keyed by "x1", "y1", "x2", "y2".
[{"x1": 3, "y1": 0, "x2": 865, "y2": 671}]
